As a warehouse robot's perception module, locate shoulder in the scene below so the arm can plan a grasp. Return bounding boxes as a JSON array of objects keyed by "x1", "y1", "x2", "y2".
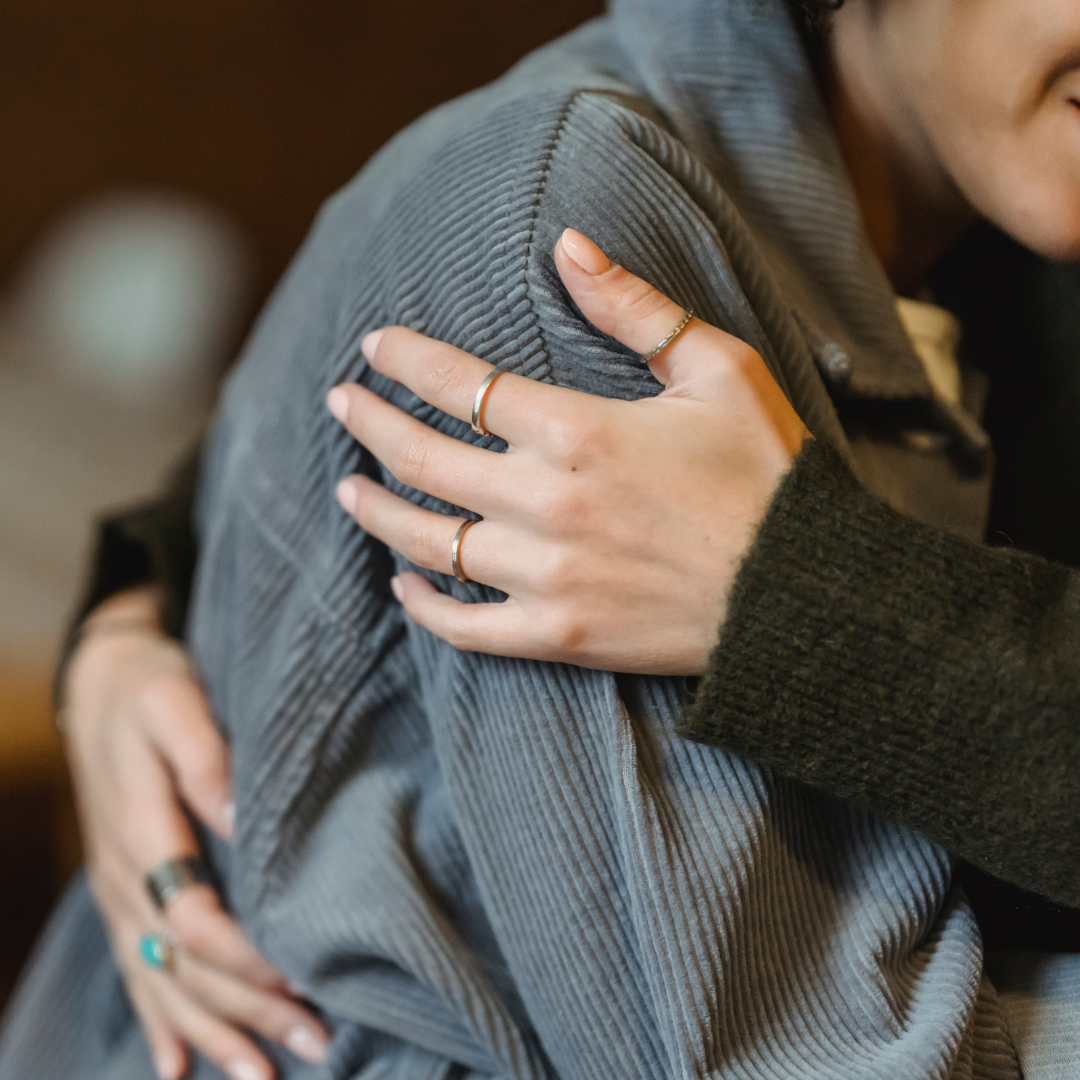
[{"x1": 309, "y1": 37, "x2": 746, "y2": 400}]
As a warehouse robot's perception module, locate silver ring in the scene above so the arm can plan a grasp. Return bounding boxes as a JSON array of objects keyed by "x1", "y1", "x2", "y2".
[
  {"x1": 640, "y1": 308, "x2": 694, "y2": 364},
  {"x1": 451, "y1": 519, "x2": 480, "y2": 584},
  {"x1": 145, "y1": 855, "x2": 215, "y2": 911},
  {"x1": 471, "y1": 369, "x2": 506, "y2": 437}
]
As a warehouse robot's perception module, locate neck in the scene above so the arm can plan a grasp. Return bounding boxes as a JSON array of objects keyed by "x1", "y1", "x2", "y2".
[{"x1": 825, "y1": 4, "x2": 979, "y2": 296}]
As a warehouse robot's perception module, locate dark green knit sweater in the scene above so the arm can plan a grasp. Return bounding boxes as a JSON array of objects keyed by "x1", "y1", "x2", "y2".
[
  {"x1": 678, "y1": 227, "x2": 1080, "y2": 947},
  {"x1": 679, "y1": 437, "x2": 1080, "y2": 943}
]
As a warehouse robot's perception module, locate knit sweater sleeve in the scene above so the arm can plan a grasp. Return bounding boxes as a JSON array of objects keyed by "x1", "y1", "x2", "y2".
[
  {"x1": 54, "y1": 448, "x2": 201, "y2": 701},
  {"x1": 677, "y1": 436, "x2": 1080, "y2": 909}
]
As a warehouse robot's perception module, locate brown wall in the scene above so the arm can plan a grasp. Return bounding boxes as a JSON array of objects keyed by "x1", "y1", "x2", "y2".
[
  {"x1": 0, "y1": 0, "x2": 604, "y2": 1009},
  {"x1": 0, "y1": 0, "x2": 604, "y2": 312}
]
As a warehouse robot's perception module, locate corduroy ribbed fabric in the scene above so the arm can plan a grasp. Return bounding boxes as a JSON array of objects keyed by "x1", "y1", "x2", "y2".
[{"x1": 2, "y1": 2, "x2": 1074, "y2": 1078}]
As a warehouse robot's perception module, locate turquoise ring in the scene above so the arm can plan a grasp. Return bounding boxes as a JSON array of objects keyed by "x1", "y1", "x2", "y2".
[{"x1": 138, "y1": 931, "x2": 177, "y2": 972}]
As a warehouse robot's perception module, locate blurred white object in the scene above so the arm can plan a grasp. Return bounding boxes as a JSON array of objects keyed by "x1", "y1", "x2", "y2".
[
  {"x1": 0, "y1": 188, "x2": 249, "y2": 666},
  {"x1": 13, "y1": 190, "x2": 249, "y2": 406}
]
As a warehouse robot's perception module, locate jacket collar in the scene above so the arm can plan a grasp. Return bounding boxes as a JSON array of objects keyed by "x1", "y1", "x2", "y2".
[{"x1": 610, "y1": 0, "x2": 934, "y2": 400}]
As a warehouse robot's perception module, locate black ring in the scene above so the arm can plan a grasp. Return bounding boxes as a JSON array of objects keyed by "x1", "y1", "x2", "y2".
[{"x1": 145, "y1": 855, "x2": 215, "y2": 911}]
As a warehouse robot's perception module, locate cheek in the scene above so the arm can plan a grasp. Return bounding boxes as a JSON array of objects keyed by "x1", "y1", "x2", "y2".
[
  {"x1": 948, "y1": 102, "x2": 1080, "y2": 261},
  {"x1": 913, "y1": 0, "x2": 1080, "y2": 260}
]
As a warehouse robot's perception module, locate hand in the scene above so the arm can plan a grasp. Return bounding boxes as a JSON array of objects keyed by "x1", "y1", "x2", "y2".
[
  {"x1": 63, "y1": 587, "x2": 330, "y2": 1080},
  {"x1": 327, "y1": 229, "x2": 808, "y2": 676}
]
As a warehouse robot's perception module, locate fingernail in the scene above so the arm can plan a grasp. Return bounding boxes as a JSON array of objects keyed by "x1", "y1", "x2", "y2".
[
  {"x1": 226, "y1": 1061, "x2": 263, "y2": 1080},
  {"x1": 390, "y1": 576, "x2": 404, "y2": 602},
  {"x1": 326, "y1": 386, "x2": 349, "y2": 423},
  {"x1": 560, "y1": 228, "x2": 614, "y2": 275},
  {"x1": 336, "y1": 478, "x2": 357, "y2": 514},
  {"x1": 285, "y1": 1025, "x2": 329, "y2": 1063},
  {"x1": 222, "y1": 800, "x2": 235, "y2": 838},
  {"x1": 361, "y1": 328, "x2": 385, "y2": 360},
  {"x1": 153, "y1": 1049, "x2": 183, "y2": 1080}
]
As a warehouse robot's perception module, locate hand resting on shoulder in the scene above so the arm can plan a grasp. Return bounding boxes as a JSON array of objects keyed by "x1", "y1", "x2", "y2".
[{"x1": 328, "y1": 229, "x2": 809, "y2": 675}]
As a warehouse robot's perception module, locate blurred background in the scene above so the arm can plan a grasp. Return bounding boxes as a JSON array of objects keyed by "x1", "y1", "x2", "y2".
[{"x1": 0, "y1": 0, "x2": 602, "y2": 1007}]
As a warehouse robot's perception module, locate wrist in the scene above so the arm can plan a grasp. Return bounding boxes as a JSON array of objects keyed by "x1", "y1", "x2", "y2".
[
  {"x1": 57, "y1": 586, "x2": 167, "y2": 734},
  {"x1": 81, "y1": 584, "x2": 166, "y2": 634}
]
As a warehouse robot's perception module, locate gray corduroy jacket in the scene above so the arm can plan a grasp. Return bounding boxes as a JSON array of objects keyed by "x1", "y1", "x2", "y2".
[{"x1": 3, "y1": 2, "x2": 1078, "y2": 1078}]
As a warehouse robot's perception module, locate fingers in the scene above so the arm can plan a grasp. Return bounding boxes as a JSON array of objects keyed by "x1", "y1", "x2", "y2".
[
  {"x1": 126, "y1": 979, "x2": 190, "y2": 1080},
  {"x1": 115, "y1": 730, "x2": 203, "y2": 876},
  {"x1": 140, "y1": 670, "x2": 234, "y2": 840},
  {"x1": 326, "y1": 381, "x2": 508, "y2": 511},
  {"x1": 171, "y1": 952, "x2": 329, "y2": 1065},
  {"x1": 391, "y1": 573, "x2": 532, "y2": 656},
  {"x1": 144, "y1": 974, "x2": 276, "y2": 1080},
  {"x1": 348, "y1": 325, "x2": 581, "y2": 444},
  {"x1": 337, "y1": 474, "x2": 513, "y2": 587},
  {"x1": 117, "y1": 914, "x2": 278, "y2": 1080},
  {"x1": 554, "y1": 228, "x2": 754, "y2": 391},
  {"x1": 113, "y1": 885, "x2": 327, "y2": 1079},
  {"x1": 166, "y1": 887, "x2": 287, "y2": 992}
]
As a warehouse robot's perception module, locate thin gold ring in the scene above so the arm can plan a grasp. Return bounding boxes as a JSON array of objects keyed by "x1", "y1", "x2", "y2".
[
  {"x1": 450, "y1": 519, "x2": 480, "y2": 584},
  {"x1": 640, "y1": 308, "x2": 694, "y2": 364},
  {"x1": 471, "y1": 369, "x2": 506, "y2": 437}
]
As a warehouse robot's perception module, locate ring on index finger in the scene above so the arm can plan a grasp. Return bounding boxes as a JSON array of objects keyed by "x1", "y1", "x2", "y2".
[
  {"x1": 471, "y1": 369, "x2": 506, "y2": 437},
  {"x1": 145, "y1": 855, "x2": 215, "y2": 911}
]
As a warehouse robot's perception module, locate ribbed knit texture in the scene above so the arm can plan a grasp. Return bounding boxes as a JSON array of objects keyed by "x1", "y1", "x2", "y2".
[
  {"x1": 1, "y1": 2, "x2": 1071, "y2": 1078},
  {"x1": 680, "y1": 437, "x2": 1080, "y2": 910}
]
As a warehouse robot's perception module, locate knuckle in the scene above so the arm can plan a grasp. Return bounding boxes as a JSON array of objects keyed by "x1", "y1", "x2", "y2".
[
  {"x1": 418, "y1": 353, "x2": 469, "y2": 404},
  {"x1": 393, "y1": 436, "x2": 434, "y2": 487},
  {"x1": 614, "y1": 276, "x2": 670, "y2": 321},
  {"x1": 544, "y1": 412, "x2": 605, "y2": 470},
  {"x1": 443, "y1": 615, "x2": 476, "y2": 652},
  {"x1": 534, "y1": 549, "x2": 576, "y2": 596},
  {"x1": 540, "y1": 608, "x2": 589, "y2": 656},
  {"x1": 528, "y1": 483, "x2": 566, "y2": 526},
  {"x1": 530, "y1": 481, "x2": 588, "y2": 534},
  {"x1": 714, "y1": 338, "x2": 765, "y2": 384},
  {"x1": 408, "y1": 521, "x2": 445, "y2": 568}
]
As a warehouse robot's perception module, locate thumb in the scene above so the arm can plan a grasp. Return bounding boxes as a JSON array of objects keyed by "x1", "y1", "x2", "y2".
[{"x1": 553, "y1": 228, "x2": 747, "y2": 393}]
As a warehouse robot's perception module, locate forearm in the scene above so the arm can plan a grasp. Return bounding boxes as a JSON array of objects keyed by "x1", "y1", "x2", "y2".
[{"x1": 678, "y1": 437, "x2": 1080, "y2": 908}]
